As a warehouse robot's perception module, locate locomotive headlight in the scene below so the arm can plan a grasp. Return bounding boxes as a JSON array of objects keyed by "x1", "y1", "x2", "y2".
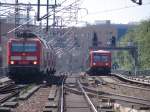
[
  {"x1": 33, "y1": 61, "x2": 37, "y2": 65},
  {"x1": 93, "y1": 63, "x2": 96, "y2": 65},
  {"x1": 105, "y1": 63, "x2": 109, "y2": 66},
  {"x1": 10, "y1": 61, "x2": 14, "y2": 64}
]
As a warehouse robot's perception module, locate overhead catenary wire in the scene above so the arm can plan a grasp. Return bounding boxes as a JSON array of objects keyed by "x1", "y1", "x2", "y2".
[
  {"x1": 7, "y1": 18, "x2": 33, "y2": 34},
  {"x1": 0, "y1": 6, "x2": 15, "y2": 11},
  {"x1": 59, "y1": 0, "x2": 69, "y2": 6},
  {"x1": 54, "y1": 0, "x2": 83, "y2": 27},
  {"x1": 39, "y1": 0, "x2": 82, "y2": 20},
  {"x1": 0, "y1": 10, "x2": 13, "y2": 16},
  {"x1": 88, "y1": 2, "x2": 150, "y2": 15},
  {"x1": 1, "y1": 0, "x2": 84, "y2": 56},
  {"x1": 0, "y1": 7, "x2": 26, "y2": 17},
  {"x1": 1, "y1": 0, "x2": 82, "y2": 28}
]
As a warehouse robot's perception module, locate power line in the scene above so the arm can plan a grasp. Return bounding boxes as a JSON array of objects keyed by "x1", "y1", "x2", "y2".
[
  {"x1": 38, "y1": 0, "x2": 81, "y2": 21},
  {"x1": 88, "y1": 2, "x2": 150, "y2": 15},
  {"x1": 7, "y1": 18, "x2": 33, "y2": 34},
  {"x1": 0, "y1": 6, "x2": 15, "y2": 11},
  {"x1": 59, "y1": 0, "x2": 68, "y2": 5},
  {"x1": 0, "y1": 2, "x2": 56, "y2": 6}
]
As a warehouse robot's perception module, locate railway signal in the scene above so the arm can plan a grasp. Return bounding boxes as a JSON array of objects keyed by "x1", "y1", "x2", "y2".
[
  {"x1": 111, "y1": 36, "x2": 116, "y2": 47},
  {"x1": 92, "y1": 32, "x2": 98, "y2": 47}
]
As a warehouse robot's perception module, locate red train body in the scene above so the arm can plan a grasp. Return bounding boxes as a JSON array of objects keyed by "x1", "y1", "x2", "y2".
[
  {"x1": 87, "y1": 50, "x2": 111, "y2": 75},
  {"x1": 7, "y1": 34, "x2": 56, "y2": 82}
]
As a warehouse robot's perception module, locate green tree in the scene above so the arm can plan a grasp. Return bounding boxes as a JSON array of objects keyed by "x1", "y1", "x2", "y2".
[{"x1": 119, "y1": 19, "x2": 150, "y2": 69}]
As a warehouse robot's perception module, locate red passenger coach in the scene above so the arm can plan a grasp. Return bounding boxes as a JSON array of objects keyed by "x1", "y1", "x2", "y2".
[
  {"x1": 87, "y1": 50, "x2": 111, "y2": 75},
  {"x1": 7, "y1": 33, "x2": 56, "y2": 82}
]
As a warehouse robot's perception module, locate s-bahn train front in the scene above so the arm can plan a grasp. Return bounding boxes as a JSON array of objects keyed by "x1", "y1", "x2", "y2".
[{"x1": 88, "y1": 50, "x2": 111, "y2": 75}]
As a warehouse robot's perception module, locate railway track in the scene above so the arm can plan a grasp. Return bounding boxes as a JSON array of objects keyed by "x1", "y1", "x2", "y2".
[
  {"x1": 96, "y1": 76, "x2": 150, "y2": 100},
  {"x1": 0, "y1": 77, "x2": 19, "y2": 105},
  {"x1": 62, "y1": 75, "x2": 98, "y2": 112},
  {"x1": 112, "y1": 73, "x2": 150, "y2": 86},
  {"x1": 0, "y1": 75, "x2": 65, "y2": 112},
  {"x1": 0, "y1": 83, "x2": 61, "y2": 112},
  {"x1": 0, "y1": 72, "x2": 149, "y2": 112},
  {"x1": 80, "y1": 73, "x2": 150, "y2": 111}
]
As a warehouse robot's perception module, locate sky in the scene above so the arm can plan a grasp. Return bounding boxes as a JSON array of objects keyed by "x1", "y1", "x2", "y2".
[
  {"x1": 1, "y1": 0, "x2": 150, "y2": 25},
  {"x1": 80, "y1": 0, "x2": 150, "y2": 24}
]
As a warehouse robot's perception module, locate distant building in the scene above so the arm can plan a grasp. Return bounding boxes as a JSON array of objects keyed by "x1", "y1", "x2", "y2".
[
  {"x1": 94, "y1": 20, "x2": 111, "y2": 25},
  {"x1": 111, "y1": 23, "x2": 135, "y2": 40}
]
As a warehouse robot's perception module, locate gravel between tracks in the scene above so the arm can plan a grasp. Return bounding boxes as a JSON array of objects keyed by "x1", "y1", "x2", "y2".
[{"x1": 12, "y1": 86, "x2": 51, "y2": 112}]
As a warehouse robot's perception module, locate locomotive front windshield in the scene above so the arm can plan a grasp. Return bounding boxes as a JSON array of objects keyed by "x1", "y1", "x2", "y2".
[
  {"x1": 93, "y1": 53, "x2": 109, "y2": 62},
  {"x1": 11, "y1": 43, "x2": 37, "y2": 52}
]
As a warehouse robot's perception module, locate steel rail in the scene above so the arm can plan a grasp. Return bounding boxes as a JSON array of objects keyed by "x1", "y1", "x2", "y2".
[
  {"x1": 112, "y1": 73, "x2": 150, "y2": 86},
  {"x1": 97, "y1": 76, "x2": 150, "y2": 91},
  {"x1": 60, "y1": 77, "x2": 65, "y2": 112},
  {"x1": 77, "y1": 80, "x2": 98, "y2": 112},
  {"x1": 82, "y1": 86, "x2": 150, "y2": 106}
]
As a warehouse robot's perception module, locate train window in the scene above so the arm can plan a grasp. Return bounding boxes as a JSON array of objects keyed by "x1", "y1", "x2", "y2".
[
  {"x1": 93, "y1": 54, "x2": 109, "y2": 62},
  {"x1": 24, "y1": 43, "x2": 37, "y2": 52},
  {"x1": 11, "y1": 43, "x2": 23, "y2": 52},
  {"x1": 11, "y1": 43, "x2": 37, "y2": 52}
]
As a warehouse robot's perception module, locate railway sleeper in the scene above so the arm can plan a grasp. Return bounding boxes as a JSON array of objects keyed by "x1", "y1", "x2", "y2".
[
  {"x1": 48, "y1": 85, "x2": 57, "y2": 100},
  {"x1": 43, "y1": 107, "x2": 57, "y2": 112},
  {"x1": 19, "y1": 86, "x2": 40, "y2": 100},
  {"x1": 45, "y1": 101, "x2": 58, "y2": 108},
  {"x1": 0, "y1": 106, "x2": 11, "y2": 112},
  {"x1": 79, "y1": 78, "x2": 89, "y2": 86},
  {"x1": 44, "y1": 86, "x2": 60, "y2": 112},
  {"x1": 1, "y1": 101, "x2": 18, "y2": 108},
  {"x1": 64, "y1": 86, "x2": 82, "y2": 95},
  {"x1": 139, "y1": 106, "x2": 150, "y2": 110},
  {"x1": 43, "y1": 101, "x2": 58, "y2": 112}
]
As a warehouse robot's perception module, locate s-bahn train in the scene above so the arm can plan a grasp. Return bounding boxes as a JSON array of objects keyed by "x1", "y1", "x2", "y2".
[
  {"x1": 86, "y1": 50, "x2": 111, "y2": 75},
  {"x1": 7, "y1": 32, "x2": 56, "y2": 82}
]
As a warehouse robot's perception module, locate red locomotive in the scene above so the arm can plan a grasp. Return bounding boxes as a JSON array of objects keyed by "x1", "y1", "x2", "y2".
[
  {"x1": 87, "y1": 50, "x2": 111, "y2": 75},
  {"x1": 7, "y1": 32, "x2": 56, "y2": 82}
]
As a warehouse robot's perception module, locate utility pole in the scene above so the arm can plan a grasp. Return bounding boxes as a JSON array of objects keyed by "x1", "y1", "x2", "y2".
[
  {"x1": 15, "y1": 0, "x2": 19, "y2": 35},
  {"x1": 37, "y1": 0, "x2": 59, "y2": 22},
  {"x1": 27, "y1": 3, "x2": 31, "y2": 28},
  {"x1": 46, "y1": 0, "x2": 49, "y2": 32},
  {"x1": 52, "y1": 0, "x2": 57, "y2": 36},
  {"x1": 37, "y1": 0, "x2": 40, "y2": 21},
  {"x1": 53, "y1": 0, "x2": 57, "y2": 28},
  {"x1": 37, "y1": 0, "x2": 59, "y2": 35}
]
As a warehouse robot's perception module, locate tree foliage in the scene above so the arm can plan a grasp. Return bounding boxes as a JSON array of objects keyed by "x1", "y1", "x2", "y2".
[{"x1": 119, "y1": 19, "x2": 150, "y2": 69}]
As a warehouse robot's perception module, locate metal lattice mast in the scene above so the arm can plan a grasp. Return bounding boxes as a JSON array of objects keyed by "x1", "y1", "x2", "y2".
[{"x1": 15, "y1": 0, "x2": 19, "y2": 34}]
